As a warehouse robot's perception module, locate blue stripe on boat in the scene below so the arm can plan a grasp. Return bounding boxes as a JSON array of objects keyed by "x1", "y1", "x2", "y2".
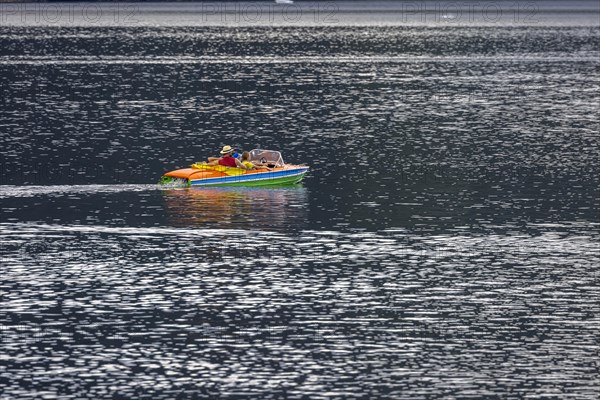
[{"x1": 189, "y1": 167, "x2": 309, "y2": 186}]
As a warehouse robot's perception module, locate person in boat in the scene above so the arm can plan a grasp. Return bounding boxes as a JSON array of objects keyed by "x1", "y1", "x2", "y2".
[
  {"x1": 240, "y1": 151, "x2": 271, "y2": 170},
  {"x1": 207, "y1": 149, "x2": 240, "y2": 164},
  {"x1": 209, "y1": 145, "x2": 248, "y2": 169}
]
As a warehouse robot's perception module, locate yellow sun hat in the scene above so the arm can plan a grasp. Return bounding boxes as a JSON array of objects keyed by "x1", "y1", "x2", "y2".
[{"x1": 220, "y1": 145, "x2": 234, "y2": 155}]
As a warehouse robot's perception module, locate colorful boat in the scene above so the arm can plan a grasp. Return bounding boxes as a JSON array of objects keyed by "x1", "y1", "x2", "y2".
[{"x1": 159, "y1": 149, "x2": 309, "y2": 187}]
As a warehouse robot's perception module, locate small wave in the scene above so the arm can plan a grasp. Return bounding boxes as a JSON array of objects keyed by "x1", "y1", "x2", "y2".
[
  {"x1": 1, "y1": 54, "x2": 598, "y2": 65},
  {"x1": 0, "y1": 184, "x2": 158, "y2": 198}
]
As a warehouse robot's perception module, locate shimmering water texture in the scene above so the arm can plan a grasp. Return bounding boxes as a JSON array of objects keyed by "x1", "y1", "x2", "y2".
[
  {"x1": 1, "y1": 222, "x2": 599, "y2": 399},
  {"x1": 1, "y1": 1, "x2": 600, "y2": 399}
]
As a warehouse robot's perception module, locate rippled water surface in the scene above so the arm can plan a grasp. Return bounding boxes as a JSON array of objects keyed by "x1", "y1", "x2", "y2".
[{"x1": 1, "y1": 2, "x2": 599, "y2": 399}]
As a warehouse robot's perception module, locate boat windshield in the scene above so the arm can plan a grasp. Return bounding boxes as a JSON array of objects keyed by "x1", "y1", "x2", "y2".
[{"x1": 248, "y1": 149, "x2": 285, "y2": 166}]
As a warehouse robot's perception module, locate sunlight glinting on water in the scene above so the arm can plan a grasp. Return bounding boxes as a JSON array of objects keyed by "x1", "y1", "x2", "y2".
[{"x1": 1, "y1": 1, "x2": 599, "y2": 398}]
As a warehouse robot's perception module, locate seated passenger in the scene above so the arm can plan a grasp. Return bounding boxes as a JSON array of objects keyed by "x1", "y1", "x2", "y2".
[
  {"x1": 206, "y1": 149, "x2": 239, "y2": 164},
  {"x1": 241, "y1": 151, "x2": 271, "y2": 170},
  {"x1": 216, "y1": 145, "x2": 248, "y2": 169}
]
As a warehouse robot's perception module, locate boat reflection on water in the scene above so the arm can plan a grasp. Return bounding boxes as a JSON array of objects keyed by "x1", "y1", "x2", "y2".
[{"x1": 161, "y1": 185, "x2": 309, "y2": 231}]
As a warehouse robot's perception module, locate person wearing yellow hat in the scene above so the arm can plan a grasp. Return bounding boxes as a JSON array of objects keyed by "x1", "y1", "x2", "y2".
[{"x1": 208, "y1": 145, "x2": 248, "y2": 169}]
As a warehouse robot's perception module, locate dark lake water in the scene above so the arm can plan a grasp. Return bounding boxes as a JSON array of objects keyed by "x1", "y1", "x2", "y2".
[{"x1": 1, "y1": 2, "x2": 599, "y2": 398}]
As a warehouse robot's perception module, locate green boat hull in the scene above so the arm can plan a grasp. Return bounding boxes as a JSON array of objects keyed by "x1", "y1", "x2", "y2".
[
  {"x1": 192, "y1": 173, "x2": 306, "y2": 187},
  {"x1": 159, "y1": 171, "x2": 307, "y2": 187}
]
